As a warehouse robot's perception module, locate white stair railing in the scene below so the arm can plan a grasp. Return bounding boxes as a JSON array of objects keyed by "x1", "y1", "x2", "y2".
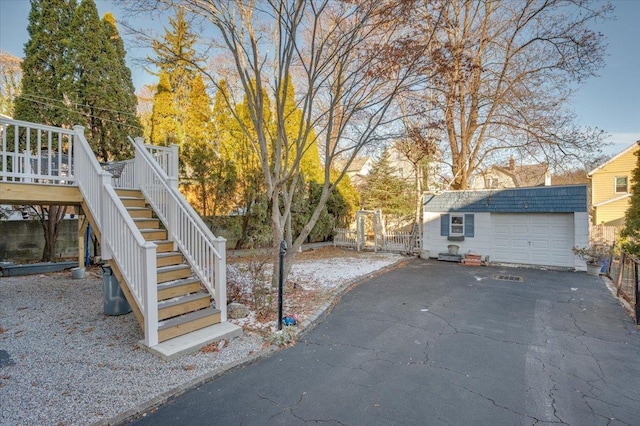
[
  {"x1": 1, "y1": 118, "x2": 160, "y2": 347},
  {"x1": 73, "y1": 127, "x2": 159, "y2": 346},
  {"x1": 1, "y1": 117, "x2": 75, "y2": 184},
  {"x1": 132, "y1": 137, "x2": 227, "y2": 322}
]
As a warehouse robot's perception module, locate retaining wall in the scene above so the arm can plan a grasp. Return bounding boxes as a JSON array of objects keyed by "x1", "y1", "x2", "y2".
[{"x1": 0, "y1": 220, "x2": 78, "y2": 262}]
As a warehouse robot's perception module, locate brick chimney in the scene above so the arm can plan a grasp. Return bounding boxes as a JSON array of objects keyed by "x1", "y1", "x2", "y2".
[{"x1": 509, "y1": 156, "x2": 515, "y2": 171}]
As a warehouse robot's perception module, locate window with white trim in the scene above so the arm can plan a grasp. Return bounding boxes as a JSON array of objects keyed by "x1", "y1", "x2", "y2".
[
  {"x1": 615, "y1": 176, "x2": 628, "y2": 193},
  {"x1": 450, "y1": 214, "x2": 464, "y2": 236}
]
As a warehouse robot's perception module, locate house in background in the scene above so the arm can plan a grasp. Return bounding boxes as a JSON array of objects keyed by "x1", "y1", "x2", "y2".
[
  {"x1": 343, "y1": 156, "x2": 374, "y2": 188},
  {"x1": 587, "y1": 141, "x2": 639, "y2": 226},
  {"x1": 470, "y1": 157, "x2": 550, "y2": 189}
]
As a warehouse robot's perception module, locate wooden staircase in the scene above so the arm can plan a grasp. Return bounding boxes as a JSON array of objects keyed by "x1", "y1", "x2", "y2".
[{"x1": 115, "y1": 189, "x2": 222, "y2": 343}]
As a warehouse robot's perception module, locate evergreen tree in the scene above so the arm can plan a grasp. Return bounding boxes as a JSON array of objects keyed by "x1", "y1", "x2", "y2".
[
  {"x1": 621, "y1": 145, "x2": 640, "y2": 255},
  {"x1": 226, "y1": 87, "x2": 273, "y2": 248},
  {"x1": 183, "y1": 74, "x2": 236, "y2": 216},
  {"x1": 281, "y1": 80, "x2": 323, "y2": 183},
  {"x1": 12, "y1": 0, "x2": 77, "y2": 262},
  {"x1": 150, "y1": 71, "x2": 177, "y2": 146},
  {"x1": 150, "y1": 8, "x2": 200, "y2": 147},
  {"x1": 361, "y1": 149, "x2": 413, "y2": 216},
  {"x1": 13, "y1": 0, "x2": 77, "y2": 126},
  {"x1": 101, "y1": 12, "x2": 141, "y2": 159},
  {"x1": 68, "y1": 0, "x2": 116, "y2": 160}
]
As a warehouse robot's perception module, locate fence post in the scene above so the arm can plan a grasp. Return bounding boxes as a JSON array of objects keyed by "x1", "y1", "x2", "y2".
[
  {"x1": 213, "y1": 237, "x2": 227, "y2": 322},
  {"x1": 99, "y1": 173, "x2": 113, "y2": 260},
  {"x1": 134, "y1": 137, "x2": 145, "y2": 189},
  {"x1": 143, "y1": 242, "x2": 158, "y2": 347},
  {"x1": 615, "y1": 252, "x2": 625, "y2": 297},
  {"x1": 635, "y1": 262, "x2": 640, "y2": 326}
]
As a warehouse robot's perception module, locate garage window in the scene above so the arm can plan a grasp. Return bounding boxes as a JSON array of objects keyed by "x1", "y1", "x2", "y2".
[
  {"x1": 441, "y1": 214, "x2": 475, "y2": 237},
  {"x1": 450, "y1": 214, "x2": 464, "y2": 235},
  {"x1": 615, "y1": 176, "x2": 628, "y2": 193}
]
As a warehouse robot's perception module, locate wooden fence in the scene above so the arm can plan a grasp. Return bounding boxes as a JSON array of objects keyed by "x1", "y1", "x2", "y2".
[
  {"x1": 605, "y1": 247, "x2": 640, "y2": 325},
  {"x1": 333, "y1": 228, "x2": 419, "y2": 253}
]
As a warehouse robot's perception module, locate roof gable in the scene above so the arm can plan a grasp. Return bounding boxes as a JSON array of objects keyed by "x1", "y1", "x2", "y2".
[
  {"x1": 424, "y1": 185, "x2": 587, "y2": 213},
  {"x1": 588, "y1": 141, "x2": 640, "y2": 176}
]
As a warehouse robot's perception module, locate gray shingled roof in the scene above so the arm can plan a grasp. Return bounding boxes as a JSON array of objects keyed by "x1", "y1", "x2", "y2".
[{"x1": 423, "y1": 185, "x2": 587, "y2": 213}]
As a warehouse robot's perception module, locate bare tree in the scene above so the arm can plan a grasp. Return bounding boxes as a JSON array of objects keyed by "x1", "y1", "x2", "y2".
[
  {"x1": 130, "y1": 0, "x2": 432, "y2": 284},
  {"x1": 394, "y1": 124, "x2": 438, "y2": 225},
  {"x1": 407, "y1": 0, "x2": 610, "y2": 189}
]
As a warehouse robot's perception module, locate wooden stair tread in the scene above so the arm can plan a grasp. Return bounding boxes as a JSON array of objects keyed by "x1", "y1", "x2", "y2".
[
  {"x1": 133, "y1": 217, "x2": 159, "y2": 222},
  {"x1": 157, "y1": 251, "x2": 182, "y2": 259},
  {"x1": 157, "y1": 264, "x2": 190, "y2": 273},
  {"x1": 158, "y1": 307, "x2": 221, "y2": 331},
  {"x1": 115, "y1": 189, "x2": 142, "y2": 197},
  {"x1": 154, "y1": 240, "x2": 175, "y2": 253},
  {"x1": 158, "y1": 292, "x2": 210, "y2": 309},
  {"x1": 157, "y1": 277, "x2": 200, "y2": 288},
  {"x1": 157, "y1": 277, "x2": 200, "y2": 290}
]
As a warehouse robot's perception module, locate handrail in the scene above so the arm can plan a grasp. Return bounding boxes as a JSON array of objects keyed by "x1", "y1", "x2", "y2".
[
  {"x1": 132, "y1": 137, "x2": 227, "y2": 321},
  {"x1": 1, "y1": 117, "x2": 76, "y2": 184},
  {"x1": 0, "y1": 118, "x2": 160, "y2": 347},
  {"x1": 73, "y1": 126, "x2": 159, "y2": 346}
]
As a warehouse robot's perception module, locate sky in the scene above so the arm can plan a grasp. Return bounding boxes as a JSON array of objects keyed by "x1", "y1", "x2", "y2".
[{"x1": 1, "y1": 0, "x2": 639, "y2": 157}]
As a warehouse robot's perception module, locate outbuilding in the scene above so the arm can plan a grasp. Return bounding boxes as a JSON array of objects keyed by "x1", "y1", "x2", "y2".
[{"x1": 422, "y1": 185, "x2": 589, "y2": 270}]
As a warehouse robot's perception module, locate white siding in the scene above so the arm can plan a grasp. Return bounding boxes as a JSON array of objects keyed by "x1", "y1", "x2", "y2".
[
  {"x1": 423, "y1": 211, "x2": 589, "y2": 269},
  {"x1": 422, "y1": 212, "x2": 492, "y2": 259}
]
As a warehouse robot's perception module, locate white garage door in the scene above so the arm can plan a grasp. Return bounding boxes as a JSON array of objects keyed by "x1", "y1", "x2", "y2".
[{"x1": 491, "y1": 213, "x2": 574, "y2": 267}]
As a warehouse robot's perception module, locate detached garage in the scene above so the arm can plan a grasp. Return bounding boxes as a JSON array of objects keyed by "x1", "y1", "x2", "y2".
[{"x1": 422, "y1": 185, "x2": 589, "y2": 270}]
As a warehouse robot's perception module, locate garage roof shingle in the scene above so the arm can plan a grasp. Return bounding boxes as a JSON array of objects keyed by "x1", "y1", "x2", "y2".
[{"x1": 423, "y1": 185, "x2": 587, "y2": 213}]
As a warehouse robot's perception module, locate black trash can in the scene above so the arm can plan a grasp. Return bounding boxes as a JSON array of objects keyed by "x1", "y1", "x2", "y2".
[{"x1": 102, "y1": 266, "x2": 132, "y2": 316}]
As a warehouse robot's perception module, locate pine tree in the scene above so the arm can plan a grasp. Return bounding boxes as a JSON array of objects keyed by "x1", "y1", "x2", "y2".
[
  {"x1": 68, "y1": 0, "x2": 117, "y2": 160},
  {"x1": 150, "y1": 8, "x2": 200, "y2": 147},
  {"x1": 13, "y1": 0, "x2": 77, "y2": 126},
  {"x1": 183, "y1": 74, "x2": 237, "y2": 216},
  {"x1": 12, "y1": 0, "x2": 77, "y2": 262},
  {"x1": 101, "y1": 12, "x2": 141, "y2": 159},
  {"x1": 361, "y1": 149, "x2": 412, "y2": 216},
  {"x1": 621, "y1": 145, "x2": 640, "y2": 255},
  {"x1": 150, "y1": 72, "x2": 177, "y2": 146}
]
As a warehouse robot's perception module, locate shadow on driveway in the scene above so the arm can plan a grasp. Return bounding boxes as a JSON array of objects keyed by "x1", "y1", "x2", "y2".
[{"x1": 133, "y1": 259, "x2": 640, "y2": 425}]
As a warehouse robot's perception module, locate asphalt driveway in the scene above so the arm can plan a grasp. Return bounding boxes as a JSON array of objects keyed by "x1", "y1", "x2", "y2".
[{"x1": 132, "y1": 259, "x2": 640, "y2": 425}]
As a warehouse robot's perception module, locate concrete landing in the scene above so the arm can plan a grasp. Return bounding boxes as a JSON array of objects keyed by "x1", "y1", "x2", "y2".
[{"x1": 141, "y1": 322, "x2": 243, "y2": 361}]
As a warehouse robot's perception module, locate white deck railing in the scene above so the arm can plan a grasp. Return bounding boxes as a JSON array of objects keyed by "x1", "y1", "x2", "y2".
[
  {"x1": 1, "y1": 117, "x2": 76, "y2": 184},
  {"x1": 132, "y1": 137, "x2": 227, "y2": 322},
  {"x1": 1, "y1": 118, "x2": 159, "y2": 347},
  {"x1": 1, "y1": 118, "x2": 227, "y2": 344}
]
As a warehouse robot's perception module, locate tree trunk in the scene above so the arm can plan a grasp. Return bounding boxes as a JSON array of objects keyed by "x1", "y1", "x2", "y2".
[{"x1": 38, "y1": 205, "x2": 67, "y2": 262}]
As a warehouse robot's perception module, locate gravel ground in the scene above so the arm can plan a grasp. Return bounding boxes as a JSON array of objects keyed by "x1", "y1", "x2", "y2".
[
  {"x1": 0, "y1": 269, "x2": 264, "y2": 426},
  {"x1": 0, "y1": 251, "x2": 404, "y2": 426}
]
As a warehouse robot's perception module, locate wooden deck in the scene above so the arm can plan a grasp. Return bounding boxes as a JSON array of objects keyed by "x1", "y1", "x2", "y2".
[{"x1": 0, "y1": 182, "x2": 82, "y2": 205}]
